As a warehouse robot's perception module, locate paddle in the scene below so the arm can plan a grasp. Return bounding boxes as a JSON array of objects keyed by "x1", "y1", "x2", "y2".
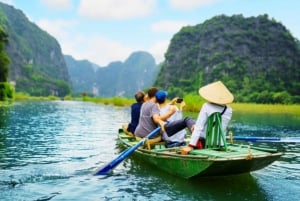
[
  {"x1": 227, "y1": 136, "x2": 300, "y2": 142},
  {"x1": 94, "y1": 127, "x2": 161, "y2": 175}
]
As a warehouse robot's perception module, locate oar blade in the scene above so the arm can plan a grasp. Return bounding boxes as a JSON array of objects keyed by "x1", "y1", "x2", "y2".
[
  {"x1": 94, "y1": 163, "x2": 113, "y2": 175},
  {"x1": 229, "y1": 136, "x2": 300, "y2": 143}
]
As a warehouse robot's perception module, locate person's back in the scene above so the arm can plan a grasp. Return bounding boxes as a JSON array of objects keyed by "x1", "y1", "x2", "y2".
[
  {"x1": 182, "y1": 81, "x2": 234, "y2": 154},
  {"x1": 189, "y1": 102, "x2": 232, "y2": 146},
  {"x1": 134, "y1": 87, "x2": 165, "y2": 138},
  {"x1": 134, "y1": 100, "x2": 160, "y2": 137},
  {"x1": 125, "y1": 91, "x2": 144, "y2": 134},
  {"x1": 127, "y1": 102, "x2": 143, "y2": 133}
]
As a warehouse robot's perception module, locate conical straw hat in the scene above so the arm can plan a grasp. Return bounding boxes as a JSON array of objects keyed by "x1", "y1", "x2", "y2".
[{"x1": 199, "y1": 81, "x2": 234, "y2": 104}]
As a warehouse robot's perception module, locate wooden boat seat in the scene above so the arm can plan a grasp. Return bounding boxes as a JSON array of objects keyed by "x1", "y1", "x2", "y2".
[
  {"x1": 135, "y1": 135, "x2": 165, "y2": 150},
  {"x1": 121, "y1": 124, "x2": 135, "y2": 137},
  {"x1": 205, "y1": 112, "x2": 228, "y2": 150}
]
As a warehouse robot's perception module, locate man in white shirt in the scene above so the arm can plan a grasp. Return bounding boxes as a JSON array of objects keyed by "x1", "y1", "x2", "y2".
[{"x1": 182, "y1": 81, "x2": 234, "y2": 154}]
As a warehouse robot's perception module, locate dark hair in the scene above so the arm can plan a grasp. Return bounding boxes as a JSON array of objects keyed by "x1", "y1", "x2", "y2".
[
  {"x1": 135, "y1": 91, "x2": 145, "y2": 103},
  {"x1": 156, "y1": 98, "x2": 165, "y2": 104},
  {"x1": 147, "y1": 87, "x2": 158, "y2": 98}
]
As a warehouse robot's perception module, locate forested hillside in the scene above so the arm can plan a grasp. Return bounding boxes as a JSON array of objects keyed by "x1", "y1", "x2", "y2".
[
  {"x1": 155, "y1": 14, "x2": 300, "y2": 103},
  {"x1": 0, "y1": 2, "x2": 71, "y2": 97}
]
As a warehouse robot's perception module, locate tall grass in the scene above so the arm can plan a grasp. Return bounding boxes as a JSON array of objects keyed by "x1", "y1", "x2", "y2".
[
  {"x1": 7, "y1": 93, "x2": 300, "y2": 115},
  {"x1": 82, "y1": 96, "x2": 132, "y2": 106},
  {"x1": 231, "y1": 103, "x2": 300, "y2": 115},
  {"x1": 14, "y1": 92, "x2": 60, "y2": 101},
  {"x1": 83, "y1": 95, "x2": 300, "y2": 115}
]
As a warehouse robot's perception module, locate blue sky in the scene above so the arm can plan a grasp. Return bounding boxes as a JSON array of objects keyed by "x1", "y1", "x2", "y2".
[{"x1": 1, "y1": 0, "x2": 299, "y2": 66}]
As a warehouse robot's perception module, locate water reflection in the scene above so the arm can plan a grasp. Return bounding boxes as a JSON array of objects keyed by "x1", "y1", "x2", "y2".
[
  {"x1": 113, "y1": 155, "x2": 269, "y2": 201},
  {"x1": 0, "y1": 105, "x2": 11, "y2": 167}
]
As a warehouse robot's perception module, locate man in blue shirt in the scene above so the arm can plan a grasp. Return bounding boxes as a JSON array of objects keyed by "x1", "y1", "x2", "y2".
[{"x1": 127, "y1": 91, "x2": 145, "y2": 134}]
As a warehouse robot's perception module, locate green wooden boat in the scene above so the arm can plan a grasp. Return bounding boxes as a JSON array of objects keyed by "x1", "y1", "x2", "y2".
[
  {"x1": 118, "y1": 130, "x2": 283, "y2": 179},
  {"x1": 116, "y1": 113, "x2": 283, "y2": 179}
]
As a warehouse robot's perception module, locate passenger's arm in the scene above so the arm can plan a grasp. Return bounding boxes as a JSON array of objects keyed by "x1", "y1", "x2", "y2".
[
  {"x1": 159, "y1": 105, "x2": 176, "y2": 121},
  {"x1": 152, "y1": 113, "x2": 166, "y2": 132}
]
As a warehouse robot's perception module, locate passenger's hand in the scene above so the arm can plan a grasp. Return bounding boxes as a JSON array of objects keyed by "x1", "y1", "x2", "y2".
[
  {"x1": 169, "y1": 97, "x2": 178, "y2": 105},
  {"x1": 190, "y1": 125, "x2": 195, "y2": 133},
  {"x1": 158, "y1": 120, "x2": 166, "y2": 132},
  {"x1": 181, "y1": 146, "x2": 193, "y2": 155},
  {"x1": 179, "y1": 101, "x2": 186, "y2": 111}
]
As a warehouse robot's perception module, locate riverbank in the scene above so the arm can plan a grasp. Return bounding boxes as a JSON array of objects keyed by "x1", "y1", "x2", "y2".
[
  {"x1": 82, "y1": 96, "x2": 300, "y2": 116},
  {"x1": 4, "y1": 93, "x2": 299, "y2": 116}
]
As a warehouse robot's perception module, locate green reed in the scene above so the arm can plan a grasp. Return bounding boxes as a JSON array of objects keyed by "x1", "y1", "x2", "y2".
[{"x1": 8, "y1": 93, "x2": 300, "y2": 116}]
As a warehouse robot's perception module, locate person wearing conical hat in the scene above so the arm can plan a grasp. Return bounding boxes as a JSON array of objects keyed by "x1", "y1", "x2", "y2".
[{"x1": 181, "y1": 81, "x2": 234, "y2": 154}]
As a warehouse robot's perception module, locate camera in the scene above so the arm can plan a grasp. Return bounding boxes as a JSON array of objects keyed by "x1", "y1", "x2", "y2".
[{"x1": 176, "y1": 98, "x2": 183, "y2": 103}]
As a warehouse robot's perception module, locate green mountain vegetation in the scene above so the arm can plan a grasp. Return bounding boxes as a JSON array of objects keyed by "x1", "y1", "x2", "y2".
[
  {"x1": 155, "y1": 14, "x2": 300, "y2": 104},
  {"x1": 0, "y1": 2, "x2": 71, "y2": 97},
  {"x1": 0, "y1": 24, "x2": 13, "y2": 101},
  {"x1": 66, "y1": 51, "x2": 160, "y2": 97}
]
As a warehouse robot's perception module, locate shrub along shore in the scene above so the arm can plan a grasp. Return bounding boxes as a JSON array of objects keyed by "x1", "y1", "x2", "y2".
[
  {"x1": 1, "y1": 93, "x2": 299, "y2": 116},
  {"x1": 81, "y1": 95, "x2": 300, "y2": 116}
]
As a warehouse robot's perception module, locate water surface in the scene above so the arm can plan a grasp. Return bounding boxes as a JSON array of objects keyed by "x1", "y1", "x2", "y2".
[{"x1": 0, "y1": 101, "x2": 299, "y2": 201}]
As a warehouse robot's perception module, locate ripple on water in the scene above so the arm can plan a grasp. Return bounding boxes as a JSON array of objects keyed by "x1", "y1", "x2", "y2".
[{"x1": 1, "y1": 101, "x2": 299, "y2": 201}]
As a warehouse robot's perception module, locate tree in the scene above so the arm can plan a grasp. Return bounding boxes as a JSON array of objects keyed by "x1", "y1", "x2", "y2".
[
  {"x1": 0, "y1": 25, "x2": 12, "y2": 101},
  {"x1": 0, "y1": 25, "x2": 10, "y2": 82}
]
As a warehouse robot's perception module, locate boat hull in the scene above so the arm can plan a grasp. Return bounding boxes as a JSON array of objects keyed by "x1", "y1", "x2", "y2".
[{"x1": 118, "y1": 132, "x2": 283, "y2": 179}]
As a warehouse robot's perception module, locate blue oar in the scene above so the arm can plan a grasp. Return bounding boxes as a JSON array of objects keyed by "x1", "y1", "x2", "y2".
[
  {"x1": 229, "y1": 136, "x2": 300, "y2": 142},
  {"x1": 94, "y1": 127, "x2": 161, "y2": 175}
]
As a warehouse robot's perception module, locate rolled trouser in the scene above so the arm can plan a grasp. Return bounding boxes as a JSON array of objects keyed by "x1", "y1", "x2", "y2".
[{"x1": 165, "y1": 117, "x2": 195, "y2": 137}]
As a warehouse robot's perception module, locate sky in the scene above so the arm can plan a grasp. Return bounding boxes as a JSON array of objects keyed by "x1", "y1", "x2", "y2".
[{"x1": 1, "y1": 0, "x2": 299, "y2": 67}]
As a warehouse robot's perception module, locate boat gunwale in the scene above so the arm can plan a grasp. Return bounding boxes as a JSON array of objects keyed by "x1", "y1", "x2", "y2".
[{"x1": 118, "y1": 135, "x2": 283, "y2": 161}]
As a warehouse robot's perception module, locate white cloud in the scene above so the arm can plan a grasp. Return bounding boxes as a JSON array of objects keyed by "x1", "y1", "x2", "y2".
[
  {"x1": 169, "y1": 0, "x2": 219, "y2": 10},
  {"x1": 41, "y1": 0, "x2": 72, "y2": 10},
  {"x1": 36, "y1": 19, "x2": 77, "y2": 39},
  {"x1": 36, "y1": 18, "x2": 135, "y2": 66},
  {"x1": 151, "y1": 20, "x2": 189, "y2": 33},
  {"x1": 66, "y1": 35, "x2": 134, "y2": 66},
  {"x1": 78, "y1": 0, "x2": 156, "y2": 20},
  {"x1": 0, "y1": 0, "x2": 13, "y2": 6},
  {"x1": 148, "y1": 40, "x2": 170, "y2": 64}
]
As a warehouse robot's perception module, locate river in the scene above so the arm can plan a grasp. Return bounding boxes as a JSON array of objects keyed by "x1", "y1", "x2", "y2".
[{"x1": 0, "y1": 101, "x2": 299, "y2": 201}]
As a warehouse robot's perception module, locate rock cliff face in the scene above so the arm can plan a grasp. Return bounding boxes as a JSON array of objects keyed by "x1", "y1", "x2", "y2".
[
  {"x1": 64, "y1": 55, "x2": 98, "y2": 95},
  {"x1": 0, "y1": 2, "x2": 70, "y2": 96},
  {"x1": 93, "y1": 51, "x2": 160, "y2": 97},
  {"x1": 155, "y1": 14, "x2": 300, "y2": 103},
  {"x1": 66, "y1": 51, "x2": 160, "y2": 97}
]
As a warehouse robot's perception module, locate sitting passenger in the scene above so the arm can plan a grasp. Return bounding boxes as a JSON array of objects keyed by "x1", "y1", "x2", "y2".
[
  {"x1": 122, "y1": 90, "x2": 145, "y2": 136},
  {"x1": 181, "y1": 81, "x2": 233, "y2": 154},
  {"x1": 156, "y1": 90, "x2": 186, "y2": 148},
  {"x1": 135, "y1": 88, "x2": 195, "y2": 141}
]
